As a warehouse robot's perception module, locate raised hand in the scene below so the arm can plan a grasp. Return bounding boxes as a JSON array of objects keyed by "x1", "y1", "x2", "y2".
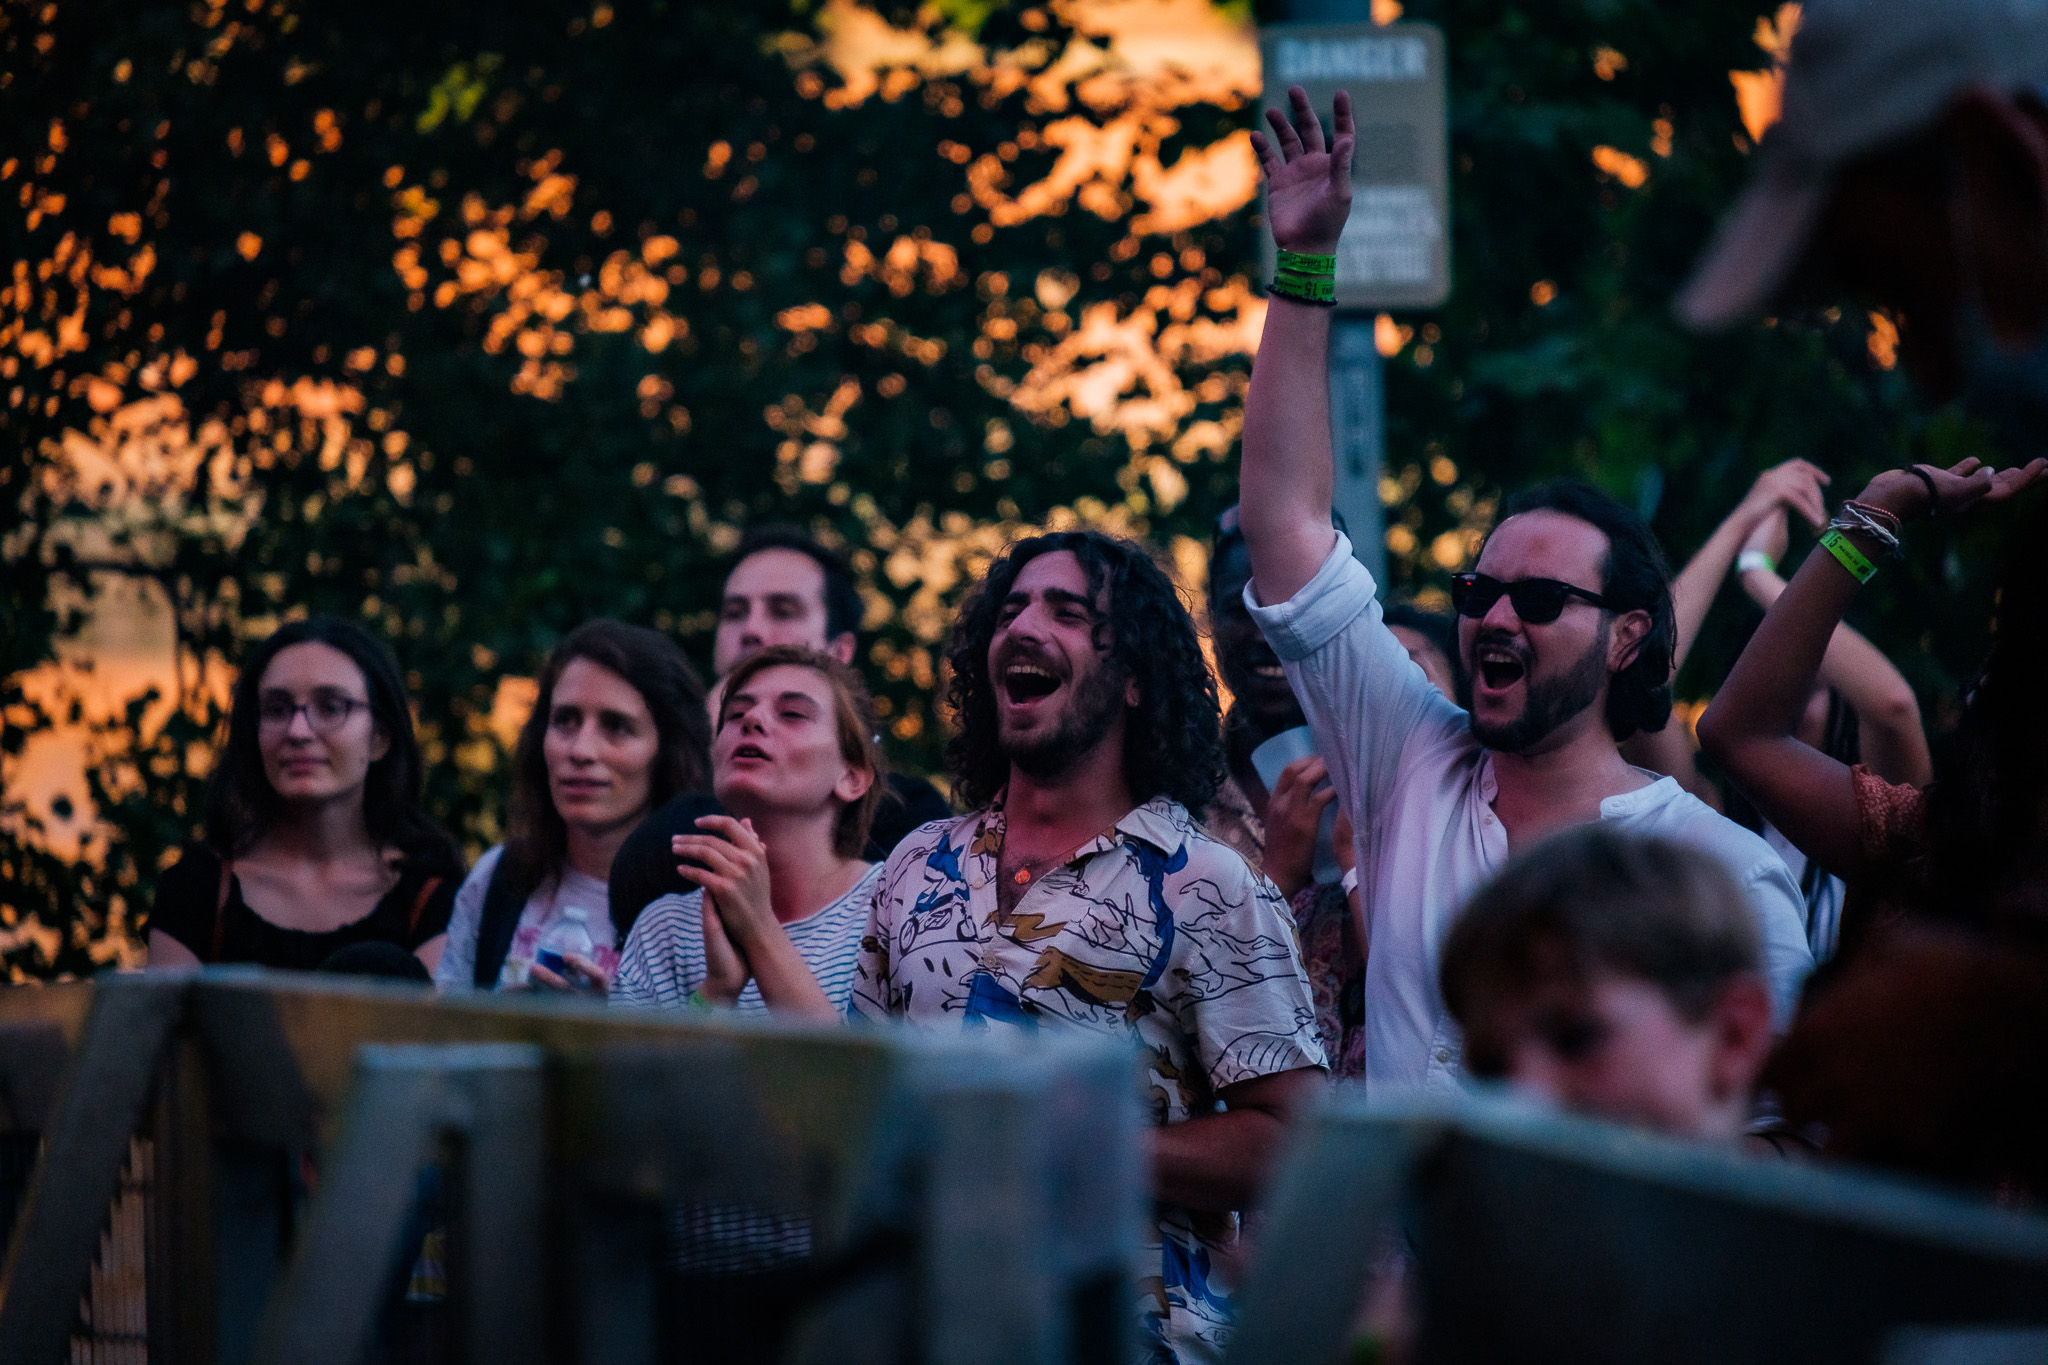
[
  {"x1": 1249, "y1": 87, "x2": 1354, "y2": 255},
  {"x1": 1740, "y1": 458, "x2": 1831, "y2": 532},
  {"x1": 1261, "y1": 755, "x2": 1335, "y2": 901},
  {"x1": 1859, "y1": 456, "x2": 2048, "y2": 520}
]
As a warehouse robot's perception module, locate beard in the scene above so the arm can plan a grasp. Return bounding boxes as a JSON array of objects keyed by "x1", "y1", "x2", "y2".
[
  {"x1": 1469, "y1": 623, "x2": 1609, "y2": 754},
  {"x1": 1002, "y1": 658, "x2": 1130, "y2": 781}
]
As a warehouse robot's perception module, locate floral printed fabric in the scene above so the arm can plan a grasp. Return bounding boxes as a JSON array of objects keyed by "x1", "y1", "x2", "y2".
[{"x1": 851, "y1": 795, "x2": 1326, "y2": 1365}]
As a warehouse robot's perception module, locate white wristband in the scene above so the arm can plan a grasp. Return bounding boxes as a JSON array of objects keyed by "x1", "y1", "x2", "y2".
[
  {"x1": 1736, "y1": 549, "x2": 1776, "y2": 576},
  {"x1": 1340, "y1": 866, "x2": 1359, "y2": 896}
]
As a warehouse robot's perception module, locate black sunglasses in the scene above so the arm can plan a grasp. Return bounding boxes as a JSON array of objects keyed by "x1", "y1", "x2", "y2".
[{"x1": 1450, "y1": 572, "x2": 1615, "y2": 624}]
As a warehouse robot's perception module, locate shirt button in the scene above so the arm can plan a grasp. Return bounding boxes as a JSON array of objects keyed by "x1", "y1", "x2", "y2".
[{"x1": 1435, "y1": 1048, "x2": 1452, "y2": 1063}]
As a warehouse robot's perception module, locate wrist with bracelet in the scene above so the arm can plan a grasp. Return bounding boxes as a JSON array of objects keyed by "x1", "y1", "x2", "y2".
[
  {"x1": 1270, "y1": 247, "x2": 1337, "y2": 307},
  {"x1": 1735, "y1": 549, "x2": 1775, "y2": 576},
  {"x1": 1819, "y1": 499, "x2": 1905, "y2": 584}
]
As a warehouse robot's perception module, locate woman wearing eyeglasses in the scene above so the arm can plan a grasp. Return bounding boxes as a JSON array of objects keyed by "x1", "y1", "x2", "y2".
[{"x1": 147, "y1": 617, "x2": 463, "y2": 974}]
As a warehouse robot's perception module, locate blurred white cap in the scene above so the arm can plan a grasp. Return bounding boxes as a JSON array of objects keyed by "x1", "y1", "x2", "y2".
[{"x1": 1678, "y1": 0, "x2": 2048, "y2": 331}]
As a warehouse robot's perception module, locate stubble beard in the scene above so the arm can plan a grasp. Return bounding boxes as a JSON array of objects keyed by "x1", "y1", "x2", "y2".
[
  {"x1": 1002, "y1": 658, "x2": 1130, "y2": 782},
  {"x1": 1469, "y1": 624, "x2": 1610, "y2": 755}
]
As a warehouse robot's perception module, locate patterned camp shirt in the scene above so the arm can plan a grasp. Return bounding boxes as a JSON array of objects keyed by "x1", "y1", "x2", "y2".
[{"x1": 850, "y1": 794, "x2": 1328, "y2": 1365}]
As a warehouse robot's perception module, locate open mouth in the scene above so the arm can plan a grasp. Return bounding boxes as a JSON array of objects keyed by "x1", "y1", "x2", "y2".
[
  {"x1": 732, "y1": 743, "x2": 769, "y2": 762},
  {"x1": 1002, "y1": 661, "x2": 1062, "y2": 705},
  {"x1": 1252, "y1": 663, "x2": 1286, "y2": 681},
  {"x1": 1475, "y1": 644, "x2": 1527, "y2": 691}
]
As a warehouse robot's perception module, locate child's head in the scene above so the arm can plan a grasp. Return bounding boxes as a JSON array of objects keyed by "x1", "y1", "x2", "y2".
[{"x1": 1441, "y1": 826, "x2": 1775, "y2": 1141}]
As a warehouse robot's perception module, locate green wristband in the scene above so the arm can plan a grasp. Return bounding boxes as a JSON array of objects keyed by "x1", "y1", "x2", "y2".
[
  {"x1": 686, "y1": 988, "x2": 716, "y2": 1012},
  {"x1": 1818, "y1": 529, "x2": 1878, "y2": 584},
  {"x1": 1269, "y1": 271, "x2": 1337, "y2": 305},
  {"x1": 1276, "y1": 248, "x2": 1337, "y2": 275}
]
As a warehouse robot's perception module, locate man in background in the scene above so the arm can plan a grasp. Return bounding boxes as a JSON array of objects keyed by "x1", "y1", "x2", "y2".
[{"x1": 608, "y1": 526, "x2": 949, "y2": 931}]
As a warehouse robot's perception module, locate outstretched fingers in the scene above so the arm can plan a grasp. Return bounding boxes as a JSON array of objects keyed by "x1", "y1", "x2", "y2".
[
  {"x1": 1987, "y1": 457, "x2": 2048, "y2": 501},
  {"x1": 1266, "y1": 102, "x2": 1305, "y2": 159},
  {"x1": 1328, "y1": 90, "x2": 1355, "y2": 196},
  {"x1": 1290, "y1": 86, "x2": 1326, "y2": 153}
]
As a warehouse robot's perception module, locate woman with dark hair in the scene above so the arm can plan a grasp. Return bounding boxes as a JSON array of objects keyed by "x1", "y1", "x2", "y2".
[
  {"x1": 147, "y1": 616, "x2": 462, "y2": 972},
  {"x1": 436, "y1": 620, "x2": 710, "y2": 991},
  {"x1": 1697, "y1": 455, "x2": 2048, "y2": 1195}
]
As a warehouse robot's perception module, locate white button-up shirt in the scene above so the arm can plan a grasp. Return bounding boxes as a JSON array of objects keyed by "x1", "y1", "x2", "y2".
[{"x1": 1247, "y1": 535, "x2": 1814, "y2": 1099}]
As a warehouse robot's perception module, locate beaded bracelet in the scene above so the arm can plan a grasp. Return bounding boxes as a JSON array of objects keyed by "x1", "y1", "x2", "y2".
[
  {"x1": 1828, "y1": 502, "x2": 1904, "y2": 559},
  {"x1": 1271, "y1": 247, "x2": 1337, "y2": 306},
  {"x1": 1819, "y1": 528, "x2": 1879, "y2": 584}
]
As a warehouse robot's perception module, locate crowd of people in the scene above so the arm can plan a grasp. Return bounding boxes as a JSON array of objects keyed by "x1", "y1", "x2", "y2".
[{"x1": 135, "y1": 1, "x2": 2048, "y2": 1358}]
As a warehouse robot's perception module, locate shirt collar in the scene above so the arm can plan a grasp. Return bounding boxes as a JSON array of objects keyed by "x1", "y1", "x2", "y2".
[{"x1": 965, "y1": 792, "x2": 1191, "y2": 861}]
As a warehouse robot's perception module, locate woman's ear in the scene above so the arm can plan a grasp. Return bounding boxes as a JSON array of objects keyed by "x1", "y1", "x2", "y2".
[
  {"x1": 369, "y1": 725, "x2": 393, "y2": 763},
  {"x1": 834, "y1": 762, "x2": 875, "y2": 807}
]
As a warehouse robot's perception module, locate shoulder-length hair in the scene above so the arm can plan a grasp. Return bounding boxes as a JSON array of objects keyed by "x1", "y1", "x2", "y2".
[
  {"x1": 203, "y1": 614, "x2": 460, "y2": 874},
  {"x1": 717, "y1": 644, "x2": 887, "y2": 859},
  {"x1": 501, "y1": 620, "x2": 711, "y2": 889},
  {"x1": 1502, "y1": 479, "x2": 1677, "y2": 741},
  {"x1": 943, "y1": 530, "x2": 1223, "y2": 813}
]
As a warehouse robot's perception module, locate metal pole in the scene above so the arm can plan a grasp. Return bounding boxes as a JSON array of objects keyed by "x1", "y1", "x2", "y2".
[{"x1": 1329, "y1": 318, "x2": 1388, "y2": 582}]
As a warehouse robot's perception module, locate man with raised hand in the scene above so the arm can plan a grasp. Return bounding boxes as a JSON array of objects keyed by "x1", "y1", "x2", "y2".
[
  {"x1": 1237, "y1": 88, "x2": 1811, "y2": 1099},
  {"x1": 852, "y1": 529, "x2": 1326, "y2": 1365}
]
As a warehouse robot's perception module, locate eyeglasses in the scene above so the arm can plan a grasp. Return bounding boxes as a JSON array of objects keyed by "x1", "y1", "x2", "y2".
[
  {"x1": 257, "y1": 691, "x2": 370, "y2": 734},
  {"x1": 1450, "y1": 572, "x2": 1615, "y2": 624}
]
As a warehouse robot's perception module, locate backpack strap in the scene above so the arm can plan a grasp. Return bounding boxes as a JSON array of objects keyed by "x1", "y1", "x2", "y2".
[
  {"x1": 210, "y1": 852, "x2": 233, "y2": 964},
  {"x1": 407, "y1": 876, "x2": 445, "y2": 938},
  {"x1": 472, "y1": 852, "x2": 537, "y2": 989}
]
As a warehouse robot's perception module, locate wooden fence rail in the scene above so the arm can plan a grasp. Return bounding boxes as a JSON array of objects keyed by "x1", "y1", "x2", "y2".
[{"x1": 0, "y1": 970, "x2": 1143, "y2": 1365}]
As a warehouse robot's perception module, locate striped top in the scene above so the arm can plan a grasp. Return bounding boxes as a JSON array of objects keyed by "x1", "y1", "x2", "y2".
[{"x1": 610, "y1": 863, "x2": 881, "y2": 1015}]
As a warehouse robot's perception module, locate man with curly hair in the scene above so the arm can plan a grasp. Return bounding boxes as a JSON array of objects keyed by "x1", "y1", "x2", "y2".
[
  {"x1": 850, "y1": 529, "x2": 1327, "y2": 1365},
  {"x1": 1239, "y1": 89, "x2": 1812, "y2": 1102}
]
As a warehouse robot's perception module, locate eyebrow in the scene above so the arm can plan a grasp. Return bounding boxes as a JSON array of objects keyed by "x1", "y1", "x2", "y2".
[
  {"x1": 725, "y1": 689, "x2": 822, "y2": 710},
  {"x1": 1001, "y1": 587, "x2": 1098, "y2": 614},
  {"x1": 725, "y1": 591, "x2": 812, "y2": 610}
]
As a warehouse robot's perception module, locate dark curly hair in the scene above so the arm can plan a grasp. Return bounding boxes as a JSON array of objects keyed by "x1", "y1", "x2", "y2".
[
  {"x1": 1500, "y1": 479, "x2": 1676, "y2": 741},
  {"x1": 944, "y1": 530, "x2": 1223, "y2": 812},
  {"x1": 204, "y1": 615, "x2": 460, "y2": 874}
]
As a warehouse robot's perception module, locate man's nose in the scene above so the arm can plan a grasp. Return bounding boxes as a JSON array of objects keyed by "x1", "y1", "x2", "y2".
[{"x1": 1482, "y1": 591, "x2": 1524, "y2": 633}]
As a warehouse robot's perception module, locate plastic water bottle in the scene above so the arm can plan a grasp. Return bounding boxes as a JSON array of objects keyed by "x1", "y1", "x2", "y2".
[{"x1": 533, "y1": 906, "x2": 595, "y2": 978}]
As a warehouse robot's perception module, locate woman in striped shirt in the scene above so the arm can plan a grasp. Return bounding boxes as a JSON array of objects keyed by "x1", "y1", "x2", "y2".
[{"x1": 611, "y1": 644, "x2": 892, "y2": 1019}]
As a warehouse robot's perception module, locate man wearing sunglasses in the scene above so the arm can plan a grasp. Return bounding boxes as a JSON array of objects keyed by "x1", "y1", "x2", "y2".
[{"x1": 1238, "y1": 88, "x2": 1812, "y2": 1100}]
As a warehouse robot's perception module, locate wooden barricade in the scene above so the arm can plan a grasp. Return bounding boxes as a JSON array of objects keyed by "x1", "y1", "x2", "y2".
[
  {"x1": 1229, "y1": 1092, "x2": 2048, "y2": 1365},
  {"x1": 0, "y1": 970, "x2": 1145, "y2": 1365}
]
